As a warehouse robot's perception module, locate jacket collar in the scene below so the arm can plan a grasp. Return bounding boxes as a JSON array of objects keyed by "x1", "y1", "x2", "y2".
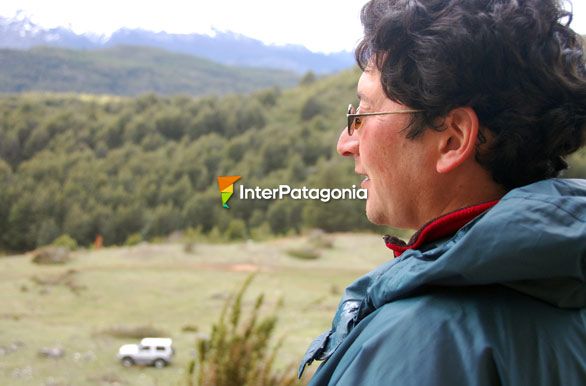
[{"x1": 383, "y1": 200, "x2": 500, "y2": 257}]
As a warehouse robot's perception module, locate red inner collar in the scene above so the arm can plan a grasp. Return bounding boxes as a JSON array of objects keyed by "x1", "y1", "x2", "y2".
[{"x1": 384, "y1": 200, "x2": 499, "y2": 257}]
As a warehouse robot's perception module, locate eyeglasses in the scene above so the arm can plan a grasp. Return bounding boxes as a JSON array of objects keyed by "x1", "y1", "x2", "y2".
[{"x1": 346, "y1": 104, "x2": 423, "y2": 136}]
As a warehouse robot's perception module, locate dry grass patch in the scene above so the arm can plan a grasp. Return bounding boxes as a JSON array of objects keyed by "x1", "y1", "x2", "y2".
[{"x1": 30, "y1": 269, "x2": 85, "y2": 294}]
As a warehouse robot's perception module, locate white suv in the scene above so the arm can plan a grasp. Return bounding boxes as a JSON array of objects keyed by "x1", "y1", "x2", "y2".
[{"x1": 117, "y1": 337, "x2": 174, "y2": 368}]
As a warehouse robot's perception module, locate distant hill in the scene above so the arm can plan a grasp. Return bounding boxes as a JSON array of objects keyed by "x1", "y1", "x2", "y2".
[
  {"x1": 0, "y1": 45, "x2": 300, "y2": 96},
  {"x1": 0, "y1": 14, "x2": 354, "y2": 74}
]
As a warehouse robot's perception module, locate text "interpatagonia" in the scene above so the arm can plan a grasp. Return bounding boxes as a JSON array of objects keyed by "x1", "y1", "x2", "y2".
[{"x1": 239, "y1": 184, "x2": 367, "y2": 203}]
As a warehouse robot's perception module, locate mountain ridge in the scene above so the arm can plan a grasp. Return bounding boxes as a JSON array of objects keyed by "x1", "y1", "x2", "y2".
[
  {"x1": 0, "y1": 45, "x2": 300, "y2": 96},
  {"x1": 0, "y1": 14, "x2": 354, "y2": 74}
]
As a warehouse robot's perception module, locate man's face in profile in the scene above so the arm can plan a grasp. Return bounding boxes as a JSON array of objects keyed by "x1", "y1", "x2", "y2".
[{"x1": 337, "y1": 67, "x2": 438, "y2": 230}]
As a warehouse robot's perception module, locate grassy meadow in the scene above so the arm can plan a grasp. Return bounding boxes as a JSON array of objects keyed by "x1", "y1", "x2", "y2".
[{"x1": 0, "y1": 232, "x2": 395, "y2": 386}]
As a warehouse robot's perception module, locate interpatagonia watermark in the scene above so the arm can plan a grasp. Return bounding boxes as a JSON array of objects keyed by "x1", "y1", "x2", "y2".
[
  {"x1": 217, "y1": 176, "x2": 367, "y2": 208},
  {"x1": 239, "y1": 184, "x2": 366, "y2": 202},
  {"x1": 217, "y1": 176, "x2": 241, "y2": 209}
]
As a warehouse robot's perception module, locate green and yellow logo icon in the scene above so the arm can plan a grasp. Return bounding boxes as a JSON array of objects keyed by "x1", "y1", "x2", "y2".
[{"x1": 217, "y1": 176, "x2": 241, "y2": 209}]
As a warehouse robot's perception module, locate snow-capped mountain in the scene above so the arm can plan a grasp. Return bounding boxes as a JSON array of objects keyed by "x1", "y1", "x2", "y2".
[{"x1": 0, "y1": 13, "x2": 354, "y2": 74}]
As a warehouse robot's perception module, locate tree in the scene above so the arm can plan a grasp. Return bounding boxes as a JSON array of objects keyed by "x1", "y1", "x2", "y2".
[
  {"x1": 143, "y1": 203, "x2": 182, "y2": 239},
  {"x1": 299, "y1": 71, "x2": 317, "y2": 86},
  {"x1": 300, "y1": 96, "x2": 325, "y2": 121}
]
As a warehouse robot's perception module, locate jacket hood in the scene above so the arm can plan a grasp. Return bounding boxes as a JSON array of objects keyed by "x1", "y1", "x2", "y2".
[{"x1": 362, "y1": 178, "x2": 586, "y2": 316}]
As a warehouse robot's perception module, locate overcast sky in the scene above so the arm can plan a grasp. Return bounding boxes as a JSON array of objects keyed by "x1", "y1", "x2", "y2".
[{"x1": 1, "y1": 0, "x2": 585, "y2": 53}]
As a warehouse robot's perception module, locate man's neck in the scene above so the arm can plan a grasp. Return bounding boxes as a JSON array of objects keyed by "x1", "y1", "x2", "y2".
[{"x1": 414, "y1": 170, "x2": 507, "y2": 230}]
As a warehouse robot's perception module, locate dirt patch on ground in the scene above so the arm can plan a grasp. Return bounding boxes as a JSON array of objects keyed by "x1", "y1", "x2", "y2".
[
  {"x1": 229, "y1": 263, "x2": 260, "y2": 272},
  {"x1": 79, "y1": 262, "x2": 271, "y2": 273},
  {"x1": 192, "y1": 262, "x2": 266, "y2": 272}
]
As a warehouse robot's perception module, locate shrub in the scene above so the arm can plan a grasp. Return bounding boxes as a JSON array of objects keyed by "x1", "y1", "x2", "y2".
[
  {"x1": 224, "y1": 219, "x2": 248, "y2": 241},
  {"x1": 124, "y1": 233, "x2": 143, "y2": 246},
  {"x1": 31, "y1": 247, "x2": 71, "y2": 265},
  {"x1": 307, "y1": 229, "x2": 333, "y2": 249},
  {"x1": 182, "y1": 324, "x2": 199, "y2": 333},
  {"x1": 184, "y1": 226, "x2": 205, "y2": 242},
  {"x1": 186, "y1": 275, "x2": 300, "y2": 386},
  {"x1": 184, "y1": 242, "x2": 196, "y2": 254},
  {"x1": 285, "y1": 247, "x2": 321, "y2": 261},
  {"x1": 51, "y1": 234, "x2": 78, "y2": 251},
  {"x1": 250, "y1": 222, "x2": 272, "y2": 241},
  {"x1": 207, "y1": 227, "x2": 222, "y2": 243},
  {"x1": 97, "y1": 325, "x2": 169, "y2": 340}
]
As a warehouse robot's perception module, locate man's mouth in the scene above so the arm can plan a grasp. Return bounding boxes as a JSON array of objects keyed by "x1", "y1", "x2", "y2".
[
  {"x1": 355, "y1": 169, "x2": 370, "y2": 183},
  {"x1": 357, "y1": 171, "x2": 370, "y2": 187},
  {"x1": 360, "y1": 176, "x2": 370, "y2": 189}
]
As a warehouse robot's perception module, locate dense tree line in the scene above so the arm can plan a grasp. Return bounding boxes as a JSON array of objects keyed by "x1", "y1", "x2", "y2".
[
  {"x1": 1, "y1": 68, "x2": 584, "y2": 252},
  {"x1": 0, "y1": 69, "x2": 381, "y2": 251}
]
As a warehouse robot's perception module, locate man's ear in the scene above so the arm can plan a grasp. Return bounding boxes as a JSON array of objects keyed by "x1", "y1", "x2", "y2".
[{"x1": 435, "y1": 107, "x2": 479, "y2": 174}]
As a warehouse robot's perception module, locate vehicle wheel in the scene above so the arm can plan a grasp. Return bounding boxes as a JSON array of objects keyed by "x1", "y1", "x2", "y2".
[
  {"x1": 153, "y1": 358, "x2": 167, "y2": 368},
  {"x1": 121, "y1": 357, "x2": 134, "y2": 367}
]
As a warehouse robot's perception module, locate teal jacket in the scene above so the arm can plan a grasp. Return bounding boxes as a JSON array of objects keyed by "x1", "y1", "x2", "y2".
[{"x1": 300, "y1": 178, "x2": 586, "y2": 386}]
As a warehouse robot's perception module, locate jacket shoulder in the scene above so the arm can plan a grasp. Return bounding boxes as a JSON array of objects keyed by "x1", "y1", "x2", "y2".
[{"x1": 312, "y1": 286, "x2": 586, "y2": 386}]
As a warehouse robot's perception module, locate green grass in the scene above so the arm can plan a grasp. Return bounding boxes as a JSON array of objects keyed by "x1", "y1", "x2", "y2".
[{"x1": 0, "y1": 232, "x2": 395, "y2": 385}]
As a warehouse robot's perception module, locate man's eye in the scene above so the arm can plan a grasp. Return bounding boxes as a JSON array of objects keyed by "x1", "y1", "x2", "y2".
[{"x1": 354, "y1": 117, "x2": 363, "y2": 129}]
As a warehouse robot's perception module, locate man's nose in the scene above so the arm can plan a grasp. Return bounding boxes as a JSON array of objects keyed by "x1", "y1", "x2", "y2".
[{"x1": 337, "y1": 127, "x2": 359, "y2": 157}]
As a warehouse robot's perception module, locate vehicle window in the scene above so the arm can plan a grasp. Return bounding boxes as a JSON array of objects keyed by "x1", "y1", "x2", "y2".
[
  {"x1": 140, "y1": 346, "x2": 151, "y2": 351},
  {"x1": 156, "y1": 346, "x2": 165, "y2": 351}
]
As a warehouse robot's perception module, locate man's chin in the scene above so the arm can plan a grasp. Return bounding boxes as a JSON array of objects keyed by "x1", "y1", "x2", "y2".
[
  {"x1": 365, "y1": 203, "x2": 387, "y2": 226},
  {"x1": 365, "y1": 203, "x2": 408, "y2": 229}
]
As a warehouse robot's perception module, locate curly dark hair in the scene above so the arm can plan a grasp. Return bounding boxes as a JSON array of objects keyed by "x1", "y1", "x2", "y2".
[{"x1": 356, "y1": 0, "x2": 586, "y2": 190}]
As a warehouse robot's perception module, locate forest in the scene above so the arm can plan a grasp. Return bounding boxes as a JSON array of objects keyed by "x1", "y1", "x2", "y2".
[
  {"x1": 1, "y1": 68, "x2": 585, "y2": 252},
  {"x1": 0, "y1": 69, "x2": 382, "y2": 252}
]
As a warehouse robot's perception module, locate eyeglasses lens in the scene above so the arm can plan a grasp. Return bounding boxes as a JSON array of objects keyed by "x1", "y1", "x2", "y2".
[{"x1": 347, "y1": 104, "x2": 356, "y2": 135}]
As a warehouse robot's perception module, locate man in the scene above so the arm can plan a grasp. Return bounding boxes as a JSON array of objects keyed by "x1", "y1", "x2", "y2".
[{"x1": 299, "y1": 0, "x2": 586, "y2": 385}]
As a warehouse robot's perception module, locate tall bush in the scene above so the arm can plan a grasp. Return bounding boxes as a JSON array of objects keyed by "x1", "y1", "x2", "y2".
[{"x1": 186, "y1": 275, "x2": 301, "y2": 386}]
